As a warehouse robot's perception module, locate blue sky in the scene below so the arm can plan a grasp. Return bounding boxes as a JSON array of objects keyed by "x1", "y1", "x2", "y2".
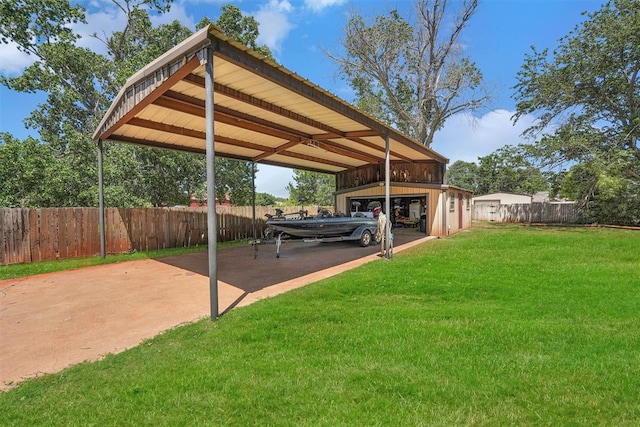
[{"x1": 0, "y1": 0, "x2": 603, "y2": 197}]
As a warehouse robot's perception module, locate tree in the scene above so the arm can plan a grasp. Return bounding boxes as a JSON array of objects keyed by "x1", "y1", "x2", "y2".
[
  {"x1": 100, "y1": 6, "x2": 204, "y2": 207},
  {"x1": 513, "y1": 0, "x2": 640, "y2": 224},
  {"x1": 204, "y1": 5, "x2": 273, "y2": 206},
  {"x1": 286, "y1": 170, "x2": 335, "y2": 207},
  {"x1": 0, "y1": 1, "x2": 267, "y2": 208},
  {"x1": 1, "y1": 0, "x2": 112, "y2": 206},
  {"x1": 198, "y1": 5, "x2": 273, "y2": 59},
  {"x1": 255, "y1": 192, "x2": 277, "y2": 206},
  {"x1": 210, "y1": 158, "x2": 254, "y2": 206},
  {"x1": 0, "y1": 0, "x2": 201, "y2": 207},
  {"x1": 476, "y1": 145, "x2": 548, "y2": 195},
  {"x1": 329, "y1": 0, "x2": 490, "y2": 147},
  {"x1": 0, "y1": 133, "x2": 52, "y2": 207},
  {"x1": 107, "y1": 7, "x2": 192, "y2": 87},
  {"x1": 446, "y1": 160, "x2": 478, "y2": 193}
]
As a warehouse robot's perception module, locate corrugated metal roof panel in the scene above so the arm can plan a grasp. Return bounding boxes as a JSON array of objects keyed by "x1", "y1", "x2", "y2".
[{"x1": 94, "y1": 24, "x2": 449, "y2": 174}]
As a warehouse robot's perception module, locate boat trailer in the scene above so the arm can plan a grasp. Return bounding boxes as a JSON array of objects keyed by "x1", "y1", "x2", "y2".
[{"x1": 254, "y1": 223, "x2": 379, "y2": 258}]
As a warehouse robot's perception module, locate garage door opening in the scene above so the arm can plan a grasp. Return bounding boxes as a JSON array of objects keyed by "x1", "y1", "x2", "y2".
[{"x1": 348, "y1": 196, "x2": 428, "y2": 234}]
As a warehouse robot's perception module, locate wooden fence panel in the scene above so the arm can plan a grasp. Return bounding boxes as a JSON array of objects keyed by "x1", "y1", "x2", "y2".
[
  {"x1": 81, "y1": 208, "x2": 94, "y2": 258},
  {"x1": 106, "y1": 209, "x2": 131, "y2": 255},
  {"x1": 29, "y1": 208, "x2": 40, "y2": 262},
  {"x1": 501, "y1": 204, "x2": 530, "y2": 223},
  {"x1": 0, "y1": 209, "x2": 30, "y2": 265},
  {"x1": 20, "y1": 209, "x2": 31, "y2": 263},
  {"x1": 58, "y1": 208, "x2": 68, "y2": 260},
  {"x1": 473, "y1": 203, "x2": 584, "y2": 224},
  {"x1": 42, "y1": 209, "x2": 57, "y2": 261},
  {"x1": 1, "y1": 205, "x2": 304, "y2": 266}
]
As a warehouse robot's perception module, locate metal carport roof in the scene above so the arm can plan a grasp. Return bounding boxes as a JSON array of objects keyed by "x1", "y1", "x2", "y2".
[
  {"x1": 93, "y1": 24, "x2": 447, "y2": 170},
  {"x1": 93, "y1": 24, "x2": 449, "y2": 320}
]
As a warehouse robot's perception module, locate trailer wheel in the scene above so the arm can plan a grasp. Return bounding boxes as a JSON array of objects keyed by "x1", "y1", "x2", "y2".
[{"x1": 359, "y1": 229, "x2": 372, "y2": 247}]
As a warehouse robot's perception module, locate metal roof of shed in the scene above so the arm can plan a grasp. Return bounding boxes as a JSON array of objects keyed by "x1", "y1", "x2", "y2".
[{"x1": 93, "y1": 24, "x2": 448, "y2": 173}]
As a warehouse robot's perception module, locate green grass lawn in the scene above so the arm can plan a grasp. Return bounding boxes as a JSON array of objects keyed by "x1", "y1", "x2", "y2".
[{"x1": 1, "y1": 224, "x2": 639, "y2": 425}]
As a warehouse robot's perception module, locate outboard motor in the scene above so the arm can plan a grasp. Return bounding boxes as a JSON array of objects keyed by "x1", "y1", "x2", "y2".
[{"x1": 266, "y1": 208, "x2": 285, "y2": 220}]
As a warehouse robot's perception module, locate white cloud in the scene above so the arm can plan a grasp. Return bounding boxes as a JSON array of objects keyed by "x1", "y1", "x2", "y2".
[
  {"x1": 255, "y1": 164, "x2": 294, "y2": 198},
  {"x1": 0, "y1": 42, "x2": 34, "y2": 75},
  {"x1": 431, "y1": 109, "x2": 537, "y2": 164},
  {"x1": 303, "y1": 0, "x2": 347, "y2": 13},
  {"x1": 148, "y1": 1, "x2": 196, "y2": 29},
  {"x1": 254, "y1": 0, "x2": 295, "y2": 54},
  {"x1": 74, "y1": 1, "x2": 196, "y2": 55},
  {"x1": 74, "y1": 7, "x2": 124, "y2": 56},
  {"x1": 0, "y1": 3, "x2": 129, "y2": 75}
]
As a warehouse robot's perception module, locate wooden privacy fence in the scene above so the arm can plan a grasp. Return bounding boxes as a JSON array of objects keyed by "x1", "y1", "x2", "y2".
[
  {"x1": 473, "y1": 203, "x2": 584, "y2": 224},
  {"x1": 0, "y1": 206, "x2": 304, "y2": 266}
]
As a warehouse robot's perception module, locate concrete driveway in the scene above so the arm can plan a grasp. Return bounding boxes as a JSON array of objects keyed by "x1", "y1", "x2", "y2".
[{"x1": 0, "y1": 228, "x2": 431, "y2": 390}]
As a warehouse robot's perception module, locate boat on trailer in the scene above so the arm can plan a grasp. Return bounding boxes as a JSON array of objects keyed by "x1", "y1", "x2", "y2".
[{"x1": 265, "y1": 208, "x2": 380, "y2": 250}]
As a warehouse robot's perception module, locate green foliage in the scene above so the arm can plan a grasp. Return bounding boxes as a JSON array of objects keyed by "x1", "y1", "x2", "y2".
[
  {"x1": 445, "y1": 160, "x2": 478, "y2": 192},
  {"x1": 0, "y1": 133, "x2": 51, "y2": 207},
  {"x1": 108, "y1": 8, "x2": 192, "y2": 87},
  {"x1": 0, "y1": 1, "x2": 269, "y2": 208},
  {"x1": 286, "y1": 169, "x2": 335, "y2": 206},
  {"x1": 332, "y1": 0, "x2": 489, "y2": 147},
  {"x1": 0, "y1": 0, "x2": 115, "y2": 207},
  {"x1": 0, "y1": 0, "x2": 85, "y2": 51},
  {"x1": 0, "y1": 0, "x2": 196, "y2": 207},
  {"x1": 192, "y1": 7, "x2": 276, "y2": 207},
  {"x1": 513, "y1": 0, "x2": 640, "y2": 224},
  {"x1": 557, "y1": 151, "x2": 640, "y2": 225},
  {"x1": 127, "y1": 148, "x2": 206, "y2": 207},
  {"x1": 254, "y1": 192, "x2": 276, "y2": 206},
  {"x1": 476, "y1": 145, "x2": 548, "y2": 195},
  {"x1": 1, "y1": 226, "x2": 639, "y2": 424},
  {"x1": 213, "y1": 158, "x2": 256, "y2": 206},
  {"x1": 203, "y1": 4, "x2": 274, "y2": 60}
]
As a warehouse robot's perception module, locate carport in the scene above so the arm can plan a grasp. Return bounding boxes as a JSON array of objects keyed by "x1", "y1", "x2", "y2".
[{"x1": 93, "y1": 24, "x2": 448, "y2": 320}]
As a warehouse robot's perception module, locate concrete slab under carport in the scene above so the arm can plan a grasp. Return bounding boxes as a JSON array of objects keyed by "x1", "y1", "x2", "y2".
[{"x1": 0, "y1": 228, "x2": 430, "y2": 390}]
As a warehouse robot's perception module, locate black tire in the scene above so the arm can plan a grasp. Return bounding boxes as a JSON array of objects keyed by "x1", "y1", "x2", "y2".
[{"x1": 359, "y1": 229, "x2": 372, "y2": 247}]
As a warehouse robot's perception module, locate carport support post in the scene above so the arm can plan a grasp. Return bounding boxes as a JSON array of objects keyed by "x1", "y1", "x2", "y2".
[
  {"x1": 252, "y1": 161, "x2": 257, "y2": 259},
  {"x1": 204, "y1": 49, "x2": 218, "y2": 321},
  {"x1": 384, "y1": 132, "x2": 391, "y2": 259},
  {"x1": 97, "y1": 139, "x2": 106, "y2": 258}
]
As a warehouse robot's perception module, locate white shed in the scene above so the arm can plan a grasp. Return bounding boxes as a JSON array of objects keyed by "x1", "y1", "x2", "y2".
[{"x1": 473, "y1": 192, "x2": 532, "y2": 206}]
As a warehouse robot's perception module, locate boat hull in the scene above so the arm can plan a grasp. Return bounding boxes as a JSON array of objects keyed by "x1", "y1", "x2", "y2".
[{"x1": 266, "y1": 217, "x2": 378, "y2": 239}]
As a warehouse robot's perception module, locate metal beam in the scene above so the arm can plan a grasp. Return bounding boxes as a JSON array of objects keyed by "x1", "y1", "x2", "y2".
[
  {"x1": 252, "y1": 139, "x2": 302, "y2": 162},
  {"x1": 96, "y1": 56, "x2": 201, "y2": 141},
  {"x1": 204, "y1": 49, "x2": 218, "y2": 321},
  {"x1": 317, "y1": 140, "x2": 380, "y2": 164},
  {"x1": 180, "y1": 77, "x2": 420, "y2": 164},
  {"x1": 183, "y1": 75, "x2": 349, "y2": 137},
  {"x1": 252, "y1": 162, "x2": 257, "y2": 260},
  {"x1": 385, "y1": 133, "x2": 391, "y2": 259},
  {"x1": 97, "y1": 140, "x2": 106, "y2": 258}
]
